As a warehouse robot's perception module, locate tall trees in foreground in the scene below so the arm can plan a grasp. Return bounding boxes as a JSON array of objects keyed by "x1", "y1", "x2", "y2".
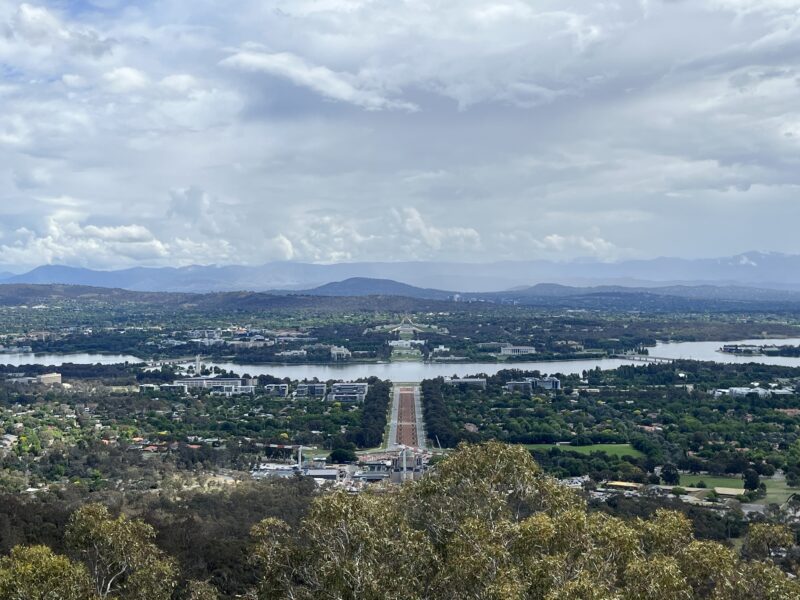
[
  {"x1": 65, "y1": 504, "x2": 177, "y2": 599},
  {"x1": 250, "y1": 442, "x2": 800, "y2": 600},
  {"x1": 1, "y1": 442, "x2": 799, "y2": 598},
  {"x1": 0, "y1": 545, "x2": 94, "y2": 600},
  {"x1": 0, "y1": 504, "x2": 179, "y2": 600}
]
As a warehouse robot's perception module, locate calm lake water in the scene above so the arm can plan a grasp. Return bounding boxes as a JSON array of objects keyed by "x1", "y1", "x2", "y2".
[
  {"x1": 0, "y1": 353, "x2": 142, "y2": 367},
  {"x1": 5, "y1": 337, "x2": 800, "y2": 380}
]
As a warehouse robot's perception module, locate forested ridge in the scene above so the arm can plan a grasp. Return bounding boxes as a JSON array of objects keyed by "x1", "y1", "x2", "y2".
[{"x1": 1, "y1": 443, "x2": 799, "y2": 599}]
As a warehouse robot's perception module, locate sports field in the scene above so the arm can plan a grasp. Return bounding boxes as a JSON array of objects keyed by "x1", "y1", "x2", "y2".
[
  {"x1": 679, "y1": 474, "x2": 800, "y2": 504},
  {"x1": 679, "y1": 474, "x2": 744, "y2": 490},
  {"x1": 525, "y1": 443, "x2": 644, "y2": 458}
]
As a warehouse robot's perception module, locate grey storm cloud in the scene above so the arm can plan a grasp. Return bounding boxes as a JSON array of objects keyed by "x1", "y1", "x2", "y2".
[{"x1": 1, "y1": 0, "x2": 799, "y2": 268}]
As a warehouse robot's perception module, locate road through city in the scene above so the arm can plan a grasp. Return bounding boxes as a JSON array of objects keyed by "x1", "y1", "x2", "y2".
[{"x1": 389, "y1": 384, "x2": 426, "y2": 449}]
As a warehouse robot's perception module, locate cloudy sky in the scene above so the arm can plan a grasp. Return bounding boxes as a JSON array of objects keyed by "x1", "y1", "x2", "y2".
[{"x1": 1, "y1": 0, "x2": 799, "y2": 269}]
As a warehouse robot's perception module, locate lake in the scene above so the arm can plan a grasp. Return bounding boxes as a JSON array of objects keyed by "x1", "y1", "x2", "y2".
[
  {"x1": 5, "y1": 337, "x2": 800, "y2": 381},
  {"x1": 0, "y1": 352, "x2": 142, "y2": 367}
]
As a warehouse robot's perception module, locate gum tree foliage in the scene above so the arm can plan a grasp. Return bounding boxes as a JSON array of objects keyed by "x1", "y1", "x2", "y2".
[
  {"x1": 65, "y1": 503, "x2": 177, "y2": 600},
  {"x1": 743, "y1": 524, "x2": 795, "y2": 561},
  {"x1": 3, "y1": 443, "x2": 800, "y2": 599},
  {"x1": 183, "y1": 580, "x2": 220, "y2": 600},
  {"x1": 0, "y1": 545, "x2": 95, "y2": 600},
  {"x1": 249, "y1": 442, "x2": 800, "y2": 600}
]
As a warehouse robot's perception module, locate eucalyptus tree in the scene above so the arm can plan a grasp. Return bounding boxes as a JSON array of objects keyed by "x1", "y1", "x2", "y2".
[
  {"x1": 65, "y1": 503, "x2": 177, "y2": 600},
  {"x1": 0, "y1": 545, "x2": 95, "y2": 600},
  {"x1": 248, "y1": 442, "x2": 800, "y2": 600}
]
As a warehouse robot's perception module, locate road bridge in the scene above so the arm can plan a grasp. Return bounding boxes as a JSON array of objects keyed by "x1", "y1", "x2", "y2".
[{"x1": 612, "y1": 354, "x2": 674, "y2": 364}]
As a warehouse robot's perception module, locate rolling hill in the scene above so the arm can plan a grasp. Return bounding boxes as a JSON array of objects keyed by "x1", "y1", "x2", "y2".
[
  {"x1": 6, "y1": 252, "x2": 800, "y2": 293},
  {"x1": 301, "y1": 277, "x2": 454, "y2": 300}
]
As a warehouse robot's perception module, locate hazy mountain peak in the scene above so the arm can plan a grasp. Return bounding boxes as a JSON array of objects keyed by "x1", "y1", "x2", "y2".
[{"x1": 6, "y1": 252, "x2": 800, "y2": 293}]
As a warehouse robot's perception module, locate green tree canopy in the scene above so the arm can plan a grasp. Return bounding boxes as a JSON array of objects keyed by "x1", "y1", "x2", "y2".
[
  {"x1": 0, "y1": 545, "x2": 95, "y2": 600},
  {"x1": 65, "y1": 503, "x2": 177, "y2": 600},
  {"x1": 249, "y1": 442, "x2": 800, "y2": 600}
]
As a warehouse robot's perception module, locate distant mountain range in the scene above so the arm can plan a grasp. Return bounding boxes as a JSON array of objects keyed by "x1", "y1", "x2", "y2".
[
  {"x1": 4, "y1": 278, "x2": 800, "y2": 312},
  {"x1": 495, "y1": 283, "x2": 800, "y2": 303},
  {"x1": 0, "y1": 283, "x2": 457, "y2": 313},
  {"x1": 2, "y1": 252, "x2": 800, "y2": 294},
  {"x1": 298, "y1": 278, "x2": 800, "y2": 305}
]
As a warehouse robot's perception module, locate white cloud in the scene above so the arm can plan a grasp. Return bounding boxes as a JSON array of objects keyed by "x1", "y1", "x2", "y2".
[
  {"x1": 539, "y1": 234, "x2": 618, "y2": 258},
  {"x1": 160, "y1": 74, "x2": 199, "y2": 94},
  {"x1": 710, "y1": 0, "x2": 800, "y2": 14},
  {"x1": 394, "y1": 207, "x2": 481, "y2": 253},
  {"x1": 271, "y1": 234, "x2": 296, "y2": 261},
  {"x1": 496, "y1": 230, "x2": 625, "y2": 261},
  {"x1": 3, "y1": 3, "x2": 113, "y2": 59},
  {"x1": 0, "y1": 114, "x2": 29, "y2": 145},
  {"x1": 221, "y1": 50, "x2": 417, "y2": 111},
  {"x1": 104, "y1": 67, "x2": 149, "y2": 93},
  {"x1": 82, "y1": 224, "x2": 155, "y2": 243},
  {"x1": 12, "y1": 4, "x2": 64, "y2": 44},
  {"x1": 0, "y1": 0, "x2": 800, "y2": 267},
  {"x1": 61, "y1": 73, "x2": 87, "y2": 88},
  {"x1": 13, "y1": 166, "x2": 52, "y2": 189},
  {"x1": 0, "y1": 219, "x2": 168, "y2": 268}
]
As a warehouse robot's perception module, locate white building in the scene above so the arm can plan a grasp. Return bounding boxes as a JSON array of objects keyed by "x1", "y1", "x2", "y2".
[
  {"x1": 500, "y1": 346, "x2": 537, "y2": 356},
  {"x1": 388, "y1": 340, "x2": 426, "y2": 348},
  {"x1": 211, "y1": 384, "x2": 255, "y2": 397},
  {"x1": 37, "y1": 373, "x2": 62, "y2": 385},
  {"x1": 7, "y1": 373, "x2": 62, "y2": 386},
  {"x1": 330, "y1": 346, "x2": 352, "y2": 360},
  {"x1": 719, "y1": 387, "x2": 771, "y2": 399},
  {"x1": 276, "y1": 349, "x2": 307, "y2": 358},
  {"x1": 169, "y1": 377, "x2": 254, "y2": 396},
  {"x1": 174, "y1": 377, "x2": 243, "y2": 389}
]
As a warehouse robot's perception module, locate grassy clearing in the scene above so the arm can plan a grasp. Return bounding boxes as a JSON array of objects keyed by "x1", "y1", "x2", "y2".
[
  {"x1": 762, "y1": 479, "x2": 799, "y2": 505},
  {"x1": 525, "y1": 443, "x2": 644, "y2": 458},
  {"x1": 679, "y1": 474, "x2": 800, "y2": 505},
  {"x1": 679, "y1": 474, "x2": 744, "y2": 490},
  {"x1": 305, "y1": 449, "x2": 330, "y2": 459},
  {"x1": 390, "y1": 350, "x2": 423, "y2": 362}
]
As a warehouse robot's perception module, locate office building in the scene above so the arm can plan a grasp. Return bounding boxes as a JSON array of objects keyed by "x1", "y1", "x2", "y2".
[
  {"x1": 264, "y1": 384, "x2": 289, "y2": 397},
  {"x1": 505, "y1": 381, "x2": 533, "y2": 395},
  {"x1": 296, "y1": 383, "x2": 328, "y2": 398},
  {"x1": 329, "y1": 382, "x2": 369, "y2": 403},
  {"x1": 500, "y1": 345, "x2": 537, "y2": 356}
]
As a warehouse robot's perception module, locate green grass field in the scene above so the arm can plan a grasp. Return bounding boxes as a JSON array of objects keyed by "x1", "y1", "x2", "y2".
[
  {"x1": 762, "y1": 479, "x2": 798, "y2": 505},
  {"x1": 679, "y1": 474, "x2": 744, "y2": 490},
  {"x1": 679, "y1": 474, "x2": 800, "y2": 505},
  {"x1": 525, "y1": 443, "x2": 644, "y2": 458}
]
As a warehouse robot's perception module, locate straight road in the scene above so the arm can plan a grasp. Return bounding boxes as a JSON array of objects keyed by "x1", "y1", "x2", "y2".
[{"x1": 389, "y1": 384, "x2": 426, "y2": 449}]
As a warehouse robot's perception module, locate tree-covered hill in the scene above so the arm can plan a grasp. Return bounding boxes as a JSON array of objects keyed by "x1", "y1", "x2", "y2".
[{"x1": 1, "y1": 443, "x2": 799, "y2": 599}]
